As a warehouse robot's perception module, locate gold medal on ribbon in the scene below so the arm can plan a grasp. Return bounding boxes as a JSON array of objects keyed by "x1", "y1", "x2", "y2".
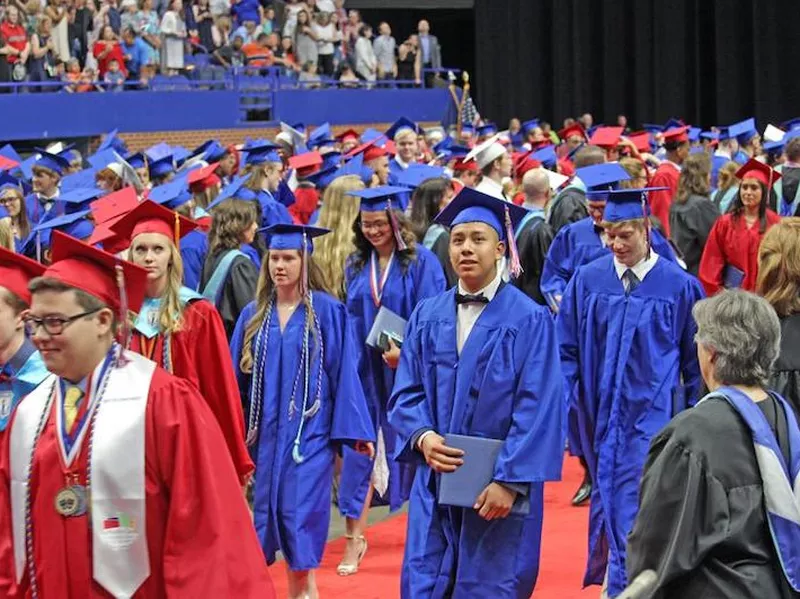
[{"x1": 54, "y1": 485, "x2": 88, "y2": 517}]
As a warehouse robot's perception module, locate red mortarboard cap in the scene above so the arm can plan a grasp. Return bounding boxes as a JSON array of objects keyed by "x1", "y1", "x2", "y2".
[
  {"x1": 90, "y1": 187, "x2": 140, "y2": 225},
  {"x1": 452, "y1": 156, "x2": 478, "y2": 173},
  {"x1": 558, "y1": 123, "x2": 587, "y2": 142},
  {"x1": 663, "y1": 126, "x2": 690, "y2": 144},
  {"x1": 735, "y1": 158, "x2": 781, "y2": 187},
  {"x1": 45, "y1": 231, "x2": 148, "y2": 313},
  {"x1": 336, "y1": 128, "x2": 360, "y2": 143},
  {"x1": 348, "y1": 137, "x2": 388, "y2": 162},
  {"x1": 513, "y1": 152, "x2": 542, "y2": 180},
  {"x1": 288, "y1": 151, "x2": 324, "y2": 177},
  {"x1": 0, "y1": 246, "x2": 45, "y2": 305},
  {"x1": 589, "y1": 126, "x2": 625, "y2": 148},
  {"x1": 627, "y1": 131, "x2": 652, "y2": 153},
  {"x1": 109, "y1": 199, "x2": 197, "y2": 246},
  {"x1": 187, "y1": 162, "x2": 222, "y2": 192},
  {"x1": 0, "y1": 155, "x2": 20, "y2": 172},
  {"x1": 384, "y1": 140, "x2": 397, "y2": 156}
]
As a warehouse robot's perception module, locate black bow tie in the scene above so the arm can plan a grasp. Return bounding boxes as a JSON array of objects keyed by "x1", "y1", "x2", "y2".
[{"x1": 455, "y1": 292, "x2": 489, "y2": 305}]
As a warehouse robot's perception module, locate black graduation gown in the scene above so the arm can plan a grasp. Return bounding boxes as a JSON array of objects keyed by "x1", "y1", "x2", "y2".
[
  {"x1": 547, "y1": 188, "x2": 588, "y2": 234},
  {"x1": 668, "y1": 194, "x2": 721, "y2": 276},
  {"x1": 199, "y1": 249, "x2": 259, "y2": 340},
  {"x1": 771, "y1": 313, "x2": 800, "y2": 421},
  {"x1": 627, "y1": 397, "x2": 800, "y2": 598},
  {"x1": 514, "y1": 215, "x2": 554, "y2": 305}
]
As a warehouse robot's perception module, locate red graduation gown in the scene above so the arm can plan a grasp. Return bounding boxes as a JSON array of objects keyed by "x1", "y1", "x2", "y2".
[
  {"x1": 0, "y1": 367, "x2": 273, "y2": 599},
  {"x1": 698, "y1": 210, "x2": 781, "y2": 296},
  {"x1": 130, "y1": 300, "x2": 253, "y2": 483},
  {"x1": 649, "y1": 161, "x2": 681, "y2": 237}
]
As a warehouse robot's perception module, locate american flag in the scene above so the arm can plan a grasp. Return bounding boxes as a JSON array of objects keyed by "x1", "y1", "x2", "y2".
[{"x1": 461, "y1": 92, "x2": 480, "y2": 128}]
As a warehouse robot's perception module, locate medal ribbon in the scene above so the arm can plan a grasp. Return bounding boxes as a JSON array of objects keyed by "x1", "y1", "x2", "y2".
[
  {"x1": 56, "y1": 349, "x2": 115, "y2": 468},
  {"x1": 369, "y1": 251, "x2": 394, "y2": 308}
]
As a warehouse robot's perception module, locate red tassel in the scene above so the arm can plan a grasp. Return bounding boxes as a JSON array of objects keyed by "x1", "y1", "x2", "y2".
[
  {"x1": 505, "y1": 206, "x2": 522, "y2": 278},
  {"x1": 387, "y1": 201, "x2": 407, "y2": 251}
]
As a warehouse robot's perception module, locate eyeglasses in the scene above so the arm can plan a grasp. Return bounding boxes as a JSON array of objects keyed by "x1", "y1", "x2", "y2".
[
  {"x1": 24, "y1": 309, "x2": 100, "y2": 336},
  {"x1": 360, "y1": 220, "x2": 390, "y2": 232},
  {"x1": 0, "y1": 196, "x2": 20, "y2": 205}
]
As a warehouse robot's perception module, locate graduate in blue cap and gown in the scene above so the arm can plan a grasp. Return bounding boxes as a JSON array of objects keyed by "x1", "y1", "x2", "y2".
[
  {"x1": 241, "y1": 146, "x2": 294, "y2": 228},
  {"x1": 109, "y1": 200, "x2": 254, "y2": 484},
  {"x1": 540, "y1": 163, "x2": 679, "y2": 312},
  {"x1": 0, "y1": 177, "x2": 32, "y2": 253},
  {"x1": 386, "y1": 118, "x2": 421, "y2": 185},
  {"x1": 25, "y1": 149, "x2": 71, "y2": 226},
  {"x1": 27, "y1": 186, "x2": 100, "y2": 262},
  {"x1": 338, "y1": 185, "x2": 445, "y2": 575},
  {"x1": 230, "y1": 224, "x2": 375, "y2": 598},
  {"x1": 732, "y1": 118, "x2": 761, "y2": 165},
  {"x1": 557, "y1": 187, "x2": 704, "y2": 598},
  {"x1": 0, "y1": 247, "x2": 49, "y2": 440},
  {"x1": 712, "y1": 126, "x2": 740, "y2": 188},
  {"x1": 388, "y1": 187, "x2": 565, "y2": 598}
]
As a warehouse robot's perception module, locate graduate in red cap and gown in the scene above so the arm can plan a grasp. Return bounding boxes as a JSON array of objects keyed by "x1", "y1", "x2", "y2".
[
  {"x1": 109, "y1": 200, "x2": 253, "y2": 484},
  {"x1": 648, "y1": 126, "x2": 691, "y2": 237},
  {"x1": 0, "y1": 231, "x2": 273, "y2": 598},
  {"x1": 699, "y1": 159, "x2": 782, "y2": 296}
]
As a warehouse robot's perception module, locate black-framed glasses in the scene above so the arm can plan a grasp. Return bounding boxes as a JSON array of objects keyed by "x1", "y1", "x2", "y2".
[{"x1": 24, "y1": 309, "x2": 101, "y2": 337}]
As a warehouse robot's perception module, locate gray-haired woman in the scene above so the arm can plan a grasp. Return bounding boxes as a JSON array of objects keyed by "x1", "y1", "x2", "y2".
[{"x1": 627, "y1": 290, "x2": 800, "y2": 598}]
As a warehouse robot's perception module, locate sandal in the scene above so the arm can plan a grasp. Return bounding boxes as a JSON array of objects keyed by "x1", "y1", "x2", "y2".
[{"x1": 336, "y1": 534, "x2": 368, "y2": 576}]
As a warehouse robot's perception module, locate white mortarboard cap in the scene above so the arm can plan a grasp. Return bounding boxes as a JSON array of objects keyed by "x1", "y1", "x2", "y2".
[
  {"x1": 543, "y1": 168, "x2": 569, "y2": 191},
  {"x1": 763, "y1": 124, "x2": 786, "y2": 144},
  {"x1": 465, "y1": 134, "x2": 506, "y2": 170}
]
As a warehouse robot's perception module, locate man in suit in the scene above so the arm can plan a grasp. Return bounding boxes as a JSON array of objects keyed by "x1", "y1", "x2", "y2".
[{"x1": 417, "y1": 19, "x2": 441, "y2": 88}]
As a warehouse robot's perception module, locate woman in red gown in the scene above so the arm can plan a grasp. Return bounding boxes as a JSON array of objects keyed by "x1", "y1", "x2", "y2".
[
  {"x1": 110, "y1": 200, "x2": 254, "y2": 484},
  {"x1": 699, "y1": 159, "x2": 781, "y2": 296}
]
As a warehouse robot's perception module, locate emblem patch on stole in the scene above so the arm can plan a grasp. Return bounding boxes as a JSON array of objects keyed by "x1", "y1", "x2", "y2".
[
  {"x1": 0, "y1": 390, "x2": 13, "y2": 420},
  {"x1": 101, "y1": 512, "x2": 139, "y2": 550}
]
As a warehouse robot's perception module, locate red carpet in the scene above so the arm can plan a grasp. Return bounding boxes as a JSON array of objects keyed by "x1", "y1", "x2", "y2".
[{"x1": 272, "y1": 456, "x2": 596, "y2": 598}]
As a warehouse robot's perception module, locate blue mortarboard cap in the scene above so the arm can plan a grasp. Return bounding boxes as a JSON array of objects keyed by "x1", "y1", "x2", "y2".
[
  {"x1": 477, "y1": 123, "x2": 499, "y2": 137},
  {"x1": 763, "y1": 139, "x2": 785, "y2": 154},
  {"x1": 575, "y1": 163, "x2": 632, "y2": 193},
  {"x1": 348, "y1": 185, "x2": 411, "y2": 212},
  {"x1": 730, "y1": 118, "x2": 758, "y2": 144},
  {"x1": 0, "y1": 172, "x2": 21, "y2": 194},
  {"x1": 521, "y1": 119, "x2": 540, "y2": 136},
  {"x1": 191, "y1": 140, "x2": 227, "y2": 163},
  {"x1": 780, "y1": 117, "x2": 800, "y2": 132},
  {"x1": 261, "y1": 224, "x2": 330, "y2": 254},
  {"x1": 0, "y1": 145, "x2": 22, "y2": 165},
  {"x1": 461, "y1": 124, "x2": 475, "y2": 135},
  {"x1": 304, "y1": 164, "x2": 338, "y2": 188},
  {"x1": 88, "y1": 148, "x2": 120, "y2": 171},
  {"x1": 394, "y1": 164, "x2": 446, "y2": 189},
  {"x1": 717, "y1": 126, "x2": 733, "y2": 141},
  {"x1": 700, "y1": 130, "x2": 719, "y2": 140},
  {"x1": 434, "y1": 186, "x2": 527, "y2": 241},
  {"x1": 663, "y1": 118, "x2": 685, "y2": 130},
  {"x1": 148, "y1": 178, "x2": 189, "y2": 207},
  {"x1": 329, "y1": 154, "x2": 366, "y2": 183},
  {"x1": 207, "y1": 175, "x2": 257, "y2": 209},
  {"x1": 125, "y1": 152, "x2": 147, "y2": 169},
  {"x1": 785, "y1": 129, "x2": 800, "y2": 143},
  {"x1": 97, "y1": 129, "x2": 128, "y2": 155},
  {"x1": 246, "y1": 149, "x2": 282, "y2": 166},
  {"x1": 689, "y1": 146, "x2": 706, "y2": 155},
  {"x1": 386, "y1": 117, "x2": 419, "y2": 139},
  {"x1": 291, "y1": 122, "x2": 306, "y2": 133},
  {"x1": 449, "y1": 145, "x2": 471, "y2": 158},
  {"x1": 61, "y1": 168, "x2": 99, "y2": 193},
  {"x1": 242, "y1": 139, "x2": 276, "y2": 154},
  {"x1": 322, "y1": 151, "x2": 343, "y2": 170},
  {"x1": 60, "y1": 145, "x2": 81, "y2": 165},
  {"x1": 308, "y1": 138, "x2": 337, "y2": 151},
  {"x1": 149, "y1": 155, "x2": 175, "y2": 179},
  {"x1": 18, "y1": 155, "x2": 37, "y2": 181},
  {"x1": 172, "y1": 146, "x2": 191, "y2": 166},
  {"x1": 309, "y1": 123, "x2": 332, "y2": 143},
  {"x1": 33, "y1": 149, "x2": 70, "y2": 176},
  {"x1": 688, "y1": 127, "x2": 702, "y2": 142},
  {"x1": 593, "y1": 187, "x2": 667, "y2": 223},
  {"x1": 642, "y1": 124, "x2": 664, "y2": 134},
  {"x1": 33, "y1": 209, "x2": 95, "y2": 247},
  {"x1": 360, "y1": 128, "x2": 384, "y2": 144},
  {"x1": 59, "y1": 187, "x2": 105, "y2": 213},
  {"x1": 532, "y1": 145, "x2": 558, "y2": 168},
  {"x1": 433, "y1": 136, "x2": 454, "y2": 155},
  {"x1": 145, "y1": 142, "x2": 172, "y2": 162}
]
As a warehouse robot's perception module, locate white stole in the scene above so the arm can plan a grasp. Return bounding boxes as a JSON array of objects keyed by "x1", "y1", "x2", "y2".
[{"x1": 10, "y1": 350, "x2": 154, "y2": 598}]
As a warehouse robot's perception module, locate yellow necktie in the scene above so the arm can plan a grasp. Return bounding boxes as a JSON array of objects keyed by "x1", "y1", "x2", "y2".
[{"x1": 64, "y1": 386, "x2": 83, "y2": 434}]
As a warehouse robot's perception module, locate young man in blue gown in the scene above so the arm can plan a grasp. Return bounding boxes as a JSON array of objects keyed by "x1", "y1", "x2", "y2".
[{"x1": 388, "y1": 188, "x2": 565, "y2": 598}]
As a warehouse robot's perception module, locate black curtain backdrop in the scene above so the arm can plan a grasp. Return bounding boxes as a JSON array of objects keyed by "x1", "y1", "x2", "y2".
[{"x1": 474, "y1": 0, "x2": 800, "y2": 130}]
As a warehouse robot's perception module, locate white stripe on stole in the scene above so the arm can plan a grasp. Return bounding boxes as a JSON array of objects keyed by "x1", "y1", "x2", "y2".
[{"x1": 755, "y1": 443, "x2": 800, "y2": 525}]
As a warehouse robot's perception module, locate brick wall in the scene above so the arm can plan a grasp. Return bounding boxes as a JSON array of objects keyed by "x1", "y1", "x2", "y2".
[{"x1": 106, "y1": 122, "x2": 439, "y2": 152}]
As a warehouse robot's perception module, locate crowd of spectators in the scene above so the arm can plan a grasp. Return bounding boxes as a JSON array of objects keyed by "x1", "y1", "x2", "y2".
[{"x1": 0, "y1": 0, "x2": 444, "y2": 91}]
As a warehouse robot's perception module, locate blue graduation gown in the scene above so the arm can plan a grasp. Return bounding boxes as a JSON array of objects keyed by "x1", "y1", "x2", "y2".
[
  {"x1": 388, "y1": 284, "x2": 565, "y2": 599},
  {"x1": 339, "y1": 246, "x2": 446, "y2": 517},
  {"x1": 710, "y1": 153, "x2": 731, "y2": 189},
  {"x1": 557, "y1": 255, "x2": 704, "y2": 597},
  {"x1": 257, "y1": 190, "x2": 293, "y2": 229},
  {"x1": 230, "y1": 291, "x2": 375, "y2": 570},
  {"x1": 180, "y1": 229, "x2": 208, "y2": 291},
  {"x1": 24, "y1": 193, "x2": 64, "y2": 226},
  {"x1": 540, "y1": 217, "x2": 677, "y2": 303}
]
